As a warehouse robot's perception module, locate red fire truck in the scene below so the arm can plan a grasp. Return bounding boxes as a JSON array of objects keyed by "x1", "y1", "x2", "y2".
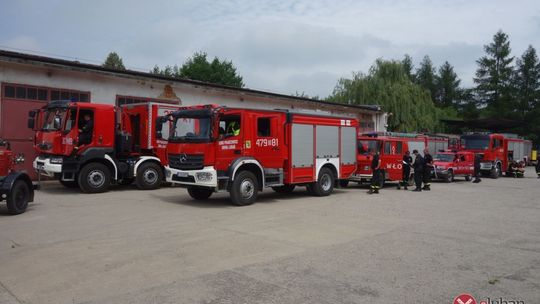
[
  {"x1": 156, "y1": 105, "x2": 358, "y2": 206},
  {"x1": 349, "y1": 133, "x2": 426, "y2": 186},
  {"x1": 460, "y1": 133, "x2": 532, "y2": 178},
  {"x1": 28, "y1": 101, "x2": 178, "y2": 193},
  {"x1": 431, "y1": 151, "x2": 474, "y2": 182},
  {"x1": 0, "y1": 140, "x2": 34, "y2": 214}
]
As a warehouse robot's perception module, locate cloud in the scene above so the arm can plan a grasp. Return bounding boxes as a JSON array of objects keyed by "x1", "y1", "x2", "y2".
[{"x1": 1, "y1": 0, "x2": 540, "y2": 97}]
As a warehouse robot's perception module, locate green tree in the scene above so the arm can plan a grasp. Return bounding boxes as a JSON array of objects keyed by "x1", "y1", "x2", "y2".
[
  {"x1": 179, "y1": 52, "x2": 244, "y2": 87},
  {"x1": 515, "y1": 45, "x2": 540, "y2": 143},
  {"x1": 435, "y1": 61, "x2": 461, "y2": 108},
  {"x1": 151, "y1": 52, "x2": 244, "y2": 87},
  {"x1": 414, "y1": 55, "x2": 437, "y2": 100},
  {"x1": 328, "y1": 59, "x2": 454, "y2": 132},
  {"x1": 401, "y1": 54, "x2": 414, "y2": 81},
  {"x1": 473, "y1": 30, "x2": 514, "y2": 117},
  {"x1": 103, "y1": 52, "x2": 126, "y2": 70},
  {"x1": 514, "y1": 45, "x2": 540, "y2": 115}
]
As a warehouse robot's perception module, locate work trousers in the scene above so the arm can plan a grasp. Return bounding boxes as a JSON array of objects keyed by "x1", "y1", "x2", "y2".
[{"x1": 414, "y1": 170, "x2": 423, "y2": 189}]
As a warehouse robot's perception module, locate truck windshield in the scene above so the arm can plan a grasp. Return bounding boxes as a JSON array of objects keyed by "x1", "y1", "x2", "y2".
[
  {"x1": 434, "y1": 153, "x2": 454, "y2": 162},
  {"x1": 461, "y1": 136, "x2": 490, "y2": 150},
  {"x1": 358, "y1": 140, "x2": 381, "y2": 155},
  {"x1": 169, "y1": 116, "x2": 212, "y2": 142},
  {"x1": 41, "y1": 108, "x2": 68, "y2": 131}
]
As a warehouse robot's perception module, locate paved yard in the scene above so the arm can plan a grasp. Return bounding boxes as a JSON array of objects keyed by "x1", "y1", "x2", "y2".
[{"x1": 1, "y1": 170, "x2": 539, "y2": 304}]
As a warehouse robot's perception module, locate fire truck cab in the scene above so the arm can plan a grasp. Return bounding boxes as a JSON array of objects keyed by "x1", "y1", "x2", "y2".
[
  {"x1": 460, "y1": 133, "x2": 532, "y2": 178},
  {"x1": 157, "y1": 105, "x2": 358, "y2": 206},
  {"x1": 28, "y1": 101, "x2": 178, "y2": 193}
]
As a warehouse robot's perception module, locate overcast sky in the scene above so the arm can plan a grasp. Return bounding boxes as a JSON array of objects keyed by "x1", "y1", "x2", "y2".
[{"x1": 1, "y1": 0, "x2": 539, "y2": 97}]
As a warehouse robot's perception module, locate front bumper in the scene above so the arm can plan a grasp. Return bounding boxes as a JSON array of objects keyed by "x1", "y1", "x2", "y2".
[
  {"x1": 165, "y1": 165, "x2": 218, "y2": 188},
  {"x1": 33, "y1": 156, "x2": 62, "y2": 177},
  {"x1": 480, "y1": 162, "x2": 494, "y2": 170},
  {"x1": 349, "y1": 173, "x2": 372, "y2": 181}
]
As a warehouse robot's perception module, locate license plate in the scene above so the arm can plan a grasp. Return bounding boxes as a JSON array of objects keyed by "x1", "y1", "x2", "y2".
[{"x1": 176, "y1": 171, "x2": 189, "y2": 178}]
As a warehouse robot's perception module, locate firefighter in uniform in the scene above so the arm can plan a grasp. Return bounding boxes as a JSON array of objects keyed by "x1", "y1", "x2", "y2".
[
  {"x1": 369, "y1": 151, "x2": 382, "y2": 194},
  {"x1": 422, "y1": 149, "x2": 433, "y2": 191},
  {"x1": 397, "y1": 150, "x2": 412, "y2": 190},
  {"x1": 536, "y1": 159, "x2": 540, "y2": 178},
  {"x1": 412, "y1": 150, "x2": 424, "y2": 192}
]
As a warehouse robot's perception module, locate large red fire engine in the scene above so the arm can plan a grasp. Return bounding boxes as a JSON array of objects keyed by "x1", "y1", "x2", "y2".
[
  {"x1": 0, "y1": 140, "x2": 34, "y2": 214},
  {"x1": 460, "y1": 133, "x2": 532, "y2": 178},
  {"x1": 349, "y1": 133, "x2": 426, "y2": 186},
  {"x1": 28, "y1": 101, "x2": 178, "y2": 193},
  {"x1": 156, "y1": 105, "x2": 358, "y2": 206}
]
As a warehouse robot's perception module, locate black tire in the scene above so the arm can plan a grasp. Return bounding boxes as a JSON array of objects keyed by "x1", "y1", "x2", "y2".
[
  {"x1": 6, "y1": 180, "x2": 30, "y2": 215},
  {"x1": 230, "y1": 171, "x2": 259, "y2": 206},
  {"x1": 59, "y1": 179, "x2": 78, "y2": 188},
  {"x1": 311, "y1": 167, "x2": 335, "y2": 196},
  {"x1": 187, "y1": 186, "x2": 213, "y2": 200},
  {"x1": 465, "y1": 175, "x2": 471, "y2": 181},
  {"x1": 444, "y1": 170, "x2": 454, "y2": 183},
  {"x1": 272, "y1": 185, "x2": 296, "y2": 193},
  {"x1": 339, "y1": 180, "x2": 349, "y2": 188},
  {"x1": 78, "y1": 162, "x2": 111, "y2": 193},
  {"x1": 135, "y1": 162, "x2": 163, "y2": 190},
  {"x1": 490, "y1": 164, "x2": 500, "y2": 179}
]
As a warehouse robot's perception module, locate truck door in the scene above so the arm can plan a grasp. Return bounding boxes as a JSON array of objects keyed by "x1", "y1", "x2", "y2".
[
  {"x1": 250, "y1": 113, "x2": 285, "y2": 169},
  {"x1": 382, "y1": 140, "x2": 402, "y2": 180},
  {"x1": 215, "y1": 112, "x2": 243, "y2": 171}
]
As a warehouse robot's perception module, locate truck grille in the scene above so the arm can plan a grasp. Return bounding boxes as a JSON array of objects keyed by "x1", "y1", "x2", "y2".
[{"x1": 169, "y1": 154, "x2": 204, "y2": 170}]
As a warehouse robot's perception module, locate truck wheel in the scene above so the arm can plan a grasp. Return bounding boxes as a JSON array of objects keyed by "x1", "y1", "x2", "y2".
[
  {"x1": 230, "y1": 171, "x2": 259, "y2": 206},
  {"x1": 272, "y1": 185, "x2": 296, "y2": 193},
  {"x1": 6, "y1": 180, "x2": 30, "y2": 215},
  {"x1": 311, "y1": 167, "x2": 334, "y2": 196},
  {"x1": 59, "y1": 180, "x2": 79, "y2": 188},
  {"x1": 78, "y1": 162, "x2": 111, "y2": 193},
  {"x1": 490, "y1": 164, "x2": 500, "y2": 179},
  {"x1": 339, "y1": 180, "x2": 350, "y2": 188},
  {"x1": 136, "y1": 162, "x2": 163, "y2": 190},
  {"x1": 187, "y1": 186, "x2": 213, "y2": 200},
  {"x1": 445, "y1": 170, "x2": 454, "y2": 183}
]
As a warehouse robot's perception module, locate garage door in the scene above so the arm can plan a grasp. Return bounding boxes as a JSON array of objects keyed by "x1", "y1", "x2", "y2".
[{"x1": 1, "y1": 83, "x2": 90, "y2": 180}]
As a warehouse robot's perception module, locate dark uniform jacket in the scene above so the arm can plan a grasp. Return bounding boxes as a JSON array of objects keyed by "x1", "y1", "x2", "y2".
[
  {"x1": 371, "y1": 154, "x2": 380, "y2": 170},
  {"x1": 403, "y1": 155, "x2": 413, "y2": 170},
  {"x1": 413, "y1": 154, "x2": 424, "y2": 172}
]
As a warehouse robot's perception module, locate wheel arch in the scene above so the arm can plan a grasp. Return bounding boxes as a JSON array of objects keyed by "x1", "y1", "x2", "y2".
[
  {"x1": 229, "y1": 157, "x2": 264, "y2": 190},
  {"x1": 81, "y1": 156, "x2": 117, "y2": 180},
  {"x1": 134, "y1": 156, "x2": 163, "y2": 175}
]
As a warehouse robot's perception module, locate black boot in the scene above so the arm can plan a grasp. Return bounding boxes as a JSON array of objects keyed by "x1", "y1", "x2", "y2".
[{"x1": 404, "y1": 185, "x2": 408, "y2": 190}]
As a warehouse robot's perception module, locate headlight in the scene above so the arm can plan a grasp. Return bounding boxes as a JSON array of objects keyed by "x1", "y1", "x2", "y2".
[
  {"x1": 196, "y1": 172, "x2": 213, "y2": 182},
  {"x1": 50, "y1": 157, "x2": 63, "y2": 164}
]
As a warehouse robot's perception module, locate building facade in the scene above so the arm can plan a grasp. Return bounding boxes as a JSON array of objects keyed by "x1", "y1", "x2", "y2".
[{"x1": 0, "y1": 50, "x2": 387, "y2": 178}]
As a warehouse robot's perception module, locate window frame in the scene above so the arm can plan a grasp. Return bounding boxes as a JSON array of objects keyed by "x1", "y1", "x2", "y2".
[{"x1": 2, "y1": 82, "x2": 90, "y2": 103}]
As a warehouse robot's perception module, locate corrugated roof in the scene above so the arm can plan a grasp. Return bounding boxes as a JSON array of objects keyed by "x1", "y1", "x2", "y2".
[{"x1": 0, "y1": 49, "x2": 382, "y2": 113}]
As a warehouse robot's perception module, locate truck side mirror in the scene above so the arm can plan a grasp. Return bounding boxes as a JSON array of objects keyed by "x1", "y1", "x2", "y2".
[
  {"x1": 27, "y1": 110, "x2": 37, "y2": 129},
  {"x1": 155, "y1": 116, "x2": 165, "y2": 139}
]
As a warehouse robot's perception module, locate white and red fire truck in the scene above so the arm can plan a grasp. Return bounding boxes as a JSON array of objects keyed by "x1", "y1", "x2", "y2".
[
  {"x1": 28, "y1": 101, "x2": 179, "y2": 193},
  {"x1": 460, "y1": 133, "x2": 532, "y2": 178},
  {"x1": 156, "y1": 105, "x2": 358, "y2": 206}
]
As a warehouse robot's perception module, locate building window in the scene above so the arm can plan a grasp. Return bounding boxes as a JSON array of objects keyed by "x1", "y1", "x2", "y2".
[
  {"x1": 116, "y1": 95, "x2": 179, "y2": 106},
  {"x1": 2, "y1": 83, "x2": 90, "y2": 102}
]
